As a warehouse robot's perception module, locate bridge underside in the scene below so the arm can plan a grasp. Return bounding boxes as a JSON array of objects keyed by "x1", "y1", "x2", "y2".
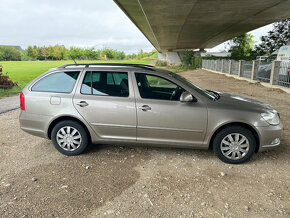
[{"x1": 114, "y1": 0, "x2": 290, "y2": 52}]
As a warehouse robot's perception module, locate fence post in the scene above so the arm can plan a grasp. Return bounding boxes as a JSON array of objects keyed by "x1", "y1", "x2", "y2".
[
  {"x1": 228, "y1": 60, "x2": 232, "y2": 74},
  {"x1": 221, "y1": 60, "x2": 224, "y2": 73},
  {"x1": 238, "y1": 60, "x2": 244, "y2": 77},
  {"x1": 251, "y1": 60, "x2": 259, "y2": 80},
  {"x1": 270, "y1": 61, "x2": 281, "y2": 85}
]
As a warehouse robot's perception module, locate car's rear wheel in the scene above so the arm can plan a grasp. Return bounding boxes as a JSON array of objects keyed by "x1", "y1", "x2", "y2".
[
  {"x1": 213, "y1": 126, "x2": 256, "y2": 164},
  {"x1": 51, "y1": 120, "x2": 88, "y2": 156}
]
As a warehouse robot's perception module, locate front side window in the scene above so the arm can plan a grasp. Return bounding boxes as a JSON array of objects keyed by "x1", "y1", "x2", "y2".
[
  {"x1": 32, "y1": 71, "x2": 80, "y2": 93},
  {"x1": 135, "y1": 73, "x2": 185, "y2": 101},
  {"x1": 81, "y1": 71, "x2": 129, "y2": 97}
]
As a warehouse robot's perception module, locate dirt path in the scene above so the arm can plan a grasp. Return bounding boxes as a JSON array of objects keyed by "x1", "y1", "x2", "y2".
[{"x1": 0, "y1": 70, "x2": 289, "y2": 217}]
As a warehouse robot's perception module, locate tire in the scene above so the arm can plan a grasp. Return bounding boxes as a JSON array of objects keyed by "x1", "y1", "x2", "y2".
[
  {"x1": 213, "y1": 126, "x2": 256, "y2": 164},
  {"x1": 51, "y1": 120, "x2": 89, "y2": 156}
]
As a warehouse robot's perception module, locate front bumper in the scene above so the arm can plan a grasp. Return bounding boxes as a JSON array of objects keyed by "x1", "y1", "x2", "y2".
[{"x1": 256, "y1": 122, "x2": 283, "y2": 152}]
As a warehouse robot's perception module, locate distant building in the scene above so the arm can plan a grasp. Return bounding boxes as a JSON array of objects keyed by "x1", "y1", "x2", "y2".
[
  {"x1": 201, "y1": 51, "x2": 231, "y2": 57},
  {"x1": 0, "y1": 45, "x2": 23, "y2": 51}
]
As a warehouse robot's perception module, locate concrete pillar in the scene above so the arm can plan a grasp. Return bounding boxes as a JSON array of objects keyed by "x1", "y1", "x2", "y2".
[
  {"x1": 238, "y1": 60, "x2": 244, "y2": 77},
  {"x1": 157, "y1": 52, "x2": 182, "y2": 65},
  {"x1": 221, "y1": 60, "x2": 224, "y2": 73},
  {"x1": 228, "y1": 60, "x2": 232, "y2": 74},
  {"x1": 157, "y1": 52, "x2": 166, "y2": 61},
  {"x1": 270, "y1": 61, "x2": 281, "y2": 85},
  {"x1": 251, "y1": 60, "x2": 259, "y2": 80}
]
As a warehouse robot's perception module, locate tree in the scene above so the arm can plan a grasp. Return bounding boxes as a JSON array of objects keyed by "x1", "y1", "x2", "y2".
[
  {"x1": 26, "y1": 46, "x2": 38, "y2": 59},
  {"x1": 0, "y1": 46, "x2": 21, "y2": 61},
  {"x1": 115, "y1": 51, "x2": 125, "y2": 60},
  {"x1": 83, "y1": 48, "x2": 100, "y2": 60},
  {"x1": 255, "y1": 18, "x2": 290, "y2": 55},
  {"x1": 228, "y1": 33, "x2": 255, "y2": 60},
  {"x1": 53, "y1": 45, "x2": 67, "y2": 60},
  {"x1": 101, "y1": 48, "x2": 114, "y2": 60}
]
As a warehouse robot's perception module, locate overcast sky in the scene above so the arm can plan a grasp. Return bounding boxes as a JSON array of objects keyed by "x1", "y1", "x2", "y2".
[{"x1": 0, "y1": 0, "x2": 273, "y2": 54}]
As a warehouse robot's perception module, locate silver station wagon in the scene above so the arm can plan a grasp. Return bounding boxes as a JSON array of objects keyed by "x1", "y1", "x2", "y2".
[{"x1": 19, "y1": 64, "x2": 283, "y2": 164}]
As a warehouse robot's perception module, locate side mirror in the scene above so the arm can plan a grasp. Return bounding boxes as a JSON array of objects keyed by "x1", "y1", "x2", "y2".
[{"x1": 180, "y1": 91, "x2": 196, "y2": 102}]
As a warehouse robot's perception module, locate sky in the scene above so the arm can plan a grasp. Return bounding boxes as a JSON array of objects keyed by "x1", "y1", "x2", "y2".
[{"x1": 0, "y1": 0, "x2": 273, "y2": 54}]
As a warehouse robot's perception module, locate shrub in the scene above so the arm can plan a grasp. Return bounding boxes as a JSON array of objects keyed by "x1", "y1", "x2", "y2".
[{"x1": 156, "y1": 60, "x2": 168, "y2": 67}]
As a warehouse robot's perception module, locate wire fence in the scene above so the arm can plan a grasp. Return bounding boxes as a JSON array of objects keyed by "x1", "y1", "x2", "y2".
[
  {"x1": 217, "y1": 60, "x2": 222, "y2": 72},
  {"x1": 222, "y1": 60, "x2": 230, "y2": 73},
  {"x1": 231, "y1": 60, "x2": 239, "y2": 75},
  {"x1": 202, "y1": 59, "x2": 290, "y2": 89},
  {"x1": 241, "y1": 61, "x2": 253, "y2": 79},
  {"x1": 257, "y1": 62, "x2": 271, "y2": 83},
  {"x1": 278, "y1": 62, "x2": 290, "y2": 88}
]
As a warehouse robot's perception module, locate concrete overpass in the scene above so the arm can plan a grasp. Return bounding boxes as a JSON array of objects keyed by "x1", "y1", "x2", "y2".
[{"x1": 114, "y1": 0, "x2": 290, "y2": 64}]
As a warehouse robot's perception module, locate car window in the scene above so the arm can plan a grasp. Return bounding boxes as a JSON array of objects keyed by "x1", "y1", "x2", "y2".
[
  {"x1": 31, "y1": 71, "x2": 80, "y2": 93},
  {"x1": 135, "y1": 73, "x2": 184, "y2": 101},
  {"x1": 81, "y1": 71, "x2": 129, "y2": 97}
]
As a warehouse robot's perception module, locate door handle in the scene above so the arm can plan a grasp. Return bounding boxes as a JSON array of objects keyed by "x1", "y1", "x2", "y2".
[
  {"x1": 76, "y1": 101, "x2": 89, "y2": 107},
  {"x1": 138, "y1": 105, "x2": 151, "y2": 111}
]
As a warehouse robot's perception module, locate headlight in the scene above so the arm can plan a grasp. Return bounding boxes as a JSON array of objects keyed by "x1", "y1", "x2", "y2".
[{"x1": 261, "y1": 112, "x2": 280, "y2": 125}]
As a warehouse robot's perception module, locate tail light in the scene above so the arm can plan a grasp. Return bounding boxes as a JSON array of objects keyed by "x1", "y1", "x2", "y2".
[{"x1": 20, "y1": 91, "x2": 25, "y2": 110}]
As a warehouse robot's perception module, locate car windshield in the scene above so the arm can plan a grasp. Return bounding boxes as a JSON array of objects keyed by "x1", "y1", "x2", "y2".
[{"x1": 169, "y1": 72, "x2": 216, "y2": 100}]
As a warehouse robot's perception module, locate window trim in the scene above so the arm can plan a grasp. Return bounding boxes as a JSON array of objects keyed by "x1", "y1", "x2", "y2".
[
  {"x1": 134, "y1": 72, "x2": 190, "y2": 102},
  {"x1": 30, "y1": 71, "x2": 80, "y2": 94},
  {"x1": 80, "y1": 70, "x2": 130, "y2": 98}
]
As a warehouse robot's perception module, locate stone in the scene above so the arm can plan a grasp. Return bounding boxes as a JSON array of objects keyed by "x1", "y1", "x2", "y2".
[{"x1": 220, "y1": 172, "x2": 226, "y2": 177}]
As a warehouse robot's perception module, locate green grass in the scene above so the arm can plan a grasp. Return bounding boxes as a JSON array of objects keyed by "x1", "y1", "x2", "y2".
[{"x1": 0, "y1": 59, "x2": 154, "y2": 98}]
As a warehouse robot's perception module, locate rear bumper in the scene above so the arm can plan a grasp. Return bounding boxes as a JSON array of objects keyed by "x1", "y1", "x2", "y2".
[
  {"x1": 256, "y1": 122, "x2": 283, "y2": 152},
  {"x1": 19, "y1": 111, "x2": 52, "y2": 139}
]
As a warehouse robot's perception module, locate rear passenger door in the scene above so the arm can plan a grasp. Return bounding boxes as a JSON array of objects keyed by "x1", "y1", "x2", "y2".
[{"x1": 73, "y1": 70, "x2": 137, "y2": 141}]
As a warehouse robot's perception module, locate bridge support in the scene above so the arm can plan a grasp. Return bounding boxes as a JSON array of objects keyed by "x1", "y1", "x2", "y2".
[{"x1": 158, "y1": 52, "x2": 182, "y2": 65}]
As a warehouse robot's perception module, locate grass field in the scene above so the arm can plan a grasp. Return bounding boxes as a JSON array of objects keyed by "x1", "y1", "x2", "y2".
[{"x1": 0, "y1": 59, "x2": 154, "y2": 98}]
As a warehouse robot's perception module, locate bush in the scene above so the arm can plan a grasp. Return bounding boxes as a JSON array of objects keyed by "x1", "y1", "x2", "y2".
[
  {"x1": 181, "y1": 50, "x2": 194, "y2": 66},
  {"x1": 0, "y1": 66, "x2": 18, "y2": 89},
  {"x1": 156, "y1": 60, "x2": 168, "y2": 67}
]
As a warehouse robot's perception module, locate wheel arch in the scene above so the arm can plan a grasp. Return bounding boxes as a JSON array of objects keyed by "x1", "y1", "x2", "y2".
[
  {"x1": 47, "y1": 116, "x2": 92, "y2": 143},
  {"x1": 208, "y1": 122, "x2": 260, "y2": 153}
]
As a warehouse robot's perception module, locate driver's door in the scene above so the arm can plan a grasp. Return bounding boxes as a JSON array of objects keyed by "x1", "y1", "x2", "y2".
[{"x1": 134, "y1": 72, "x2": 207, "y2": 147}]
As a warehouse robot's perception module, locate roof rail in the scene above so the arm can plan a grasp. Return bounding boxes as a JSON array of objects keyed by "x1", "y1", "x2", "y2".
[{"x1": 59, "y1": 63, "x2": 156, "y2": 71}]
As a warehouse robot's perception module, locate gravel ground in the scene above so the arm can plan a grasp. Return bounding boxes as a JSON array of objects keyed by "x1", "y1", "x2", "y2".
[{"x1": 0, "y1": 69, "x2": 289, "y2": 217}]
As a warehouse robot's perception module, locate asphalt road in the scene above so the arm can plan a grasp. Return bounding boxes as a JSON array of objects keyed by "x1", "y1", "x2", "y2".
[
  {"x1": 0, "y1": 70, "x2": 289, "y2": 217},
  {"x1": 0, "y1": 95, "x2": 19, "y2": 114}
]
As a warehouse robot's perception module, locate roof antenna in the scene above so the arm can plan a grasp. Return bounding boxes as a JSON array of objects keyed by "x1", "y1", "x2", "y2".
[{"x1": 70, "y1": 55, "x2": 77, "y2": 64}]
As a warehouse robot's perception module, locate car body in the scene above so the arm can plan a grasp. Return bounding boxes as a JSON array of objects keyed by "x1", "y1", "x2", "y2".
[{"x1": 19, "y1": 63, "x2": 283, "y2": 163}]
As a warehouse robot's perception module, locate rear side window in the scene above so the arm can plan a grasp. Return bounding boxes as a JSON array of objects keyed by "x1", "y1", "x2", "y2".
[
  {"x1": 32, "y1": 71, "x2": 80, "y2": 93},
  {"x1": 81, "y1": 71, "x2": 129, "y2": 97}
]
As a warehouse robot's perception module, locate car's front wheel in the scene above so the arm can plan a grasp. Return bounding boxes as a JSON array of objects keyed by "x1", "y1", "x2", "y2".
[
  {"x1": 213, "y1": 126, "x2": 256, "y2": 164},
  {"x1": 51, "y1": 120, "x2": 88, "y2": 156}
]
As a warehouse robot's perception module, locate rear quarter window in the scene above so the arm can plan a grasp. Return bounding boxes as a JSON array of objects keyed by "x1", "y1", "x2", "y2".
[{"x1": 31, "y1": 71, "x2": 80, "y2": 93}]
